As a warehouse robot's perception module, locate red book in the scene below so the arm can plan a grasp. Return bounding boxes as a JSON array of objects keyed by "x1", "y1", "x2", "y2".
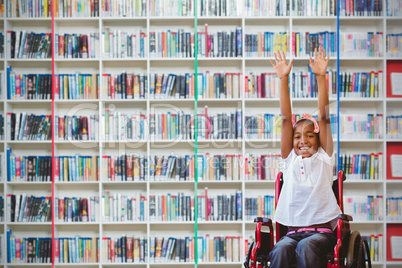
[
  {"x1": 55, "y1": 157, "x2": 60, "y2": 181},
  {"x1": 110, "y1": 157, "x2": 115, "y2": 181},
  {"x1": 59, "y1": 199, "x2": 64, "y2": 221},
  {"x1": 205, "y1": 187, "x2": 208, "y2": 221},
  {"x1": 110, "y1": 239, "x2": 115, "y2": 263},
  {"x1": 110, "y1": 75, "x2": 115, "y2": 99}
]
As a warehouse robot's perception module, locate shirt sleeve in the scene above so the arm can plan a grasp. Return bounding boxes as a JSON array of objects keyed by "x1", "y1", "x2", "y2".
[{"x1": 282, "y1": 149, "x2": 296, "y2": 172}]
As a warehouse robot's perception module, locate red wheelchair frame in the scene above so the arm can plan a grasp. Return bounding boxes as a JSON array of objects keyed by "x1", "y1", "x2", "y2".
[{"x1": 245, "y1": 170, "x2": 371, "y2": 268}]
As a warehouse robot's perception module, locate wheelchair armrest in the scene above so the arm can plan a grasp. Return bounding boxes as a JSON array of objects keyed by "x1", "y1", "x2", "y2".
[
  {"x1": 254, "y1": 217, "x2": 272, "y2": 224},
  {"x1": 338, "y1": 213, "x2": 353, "y2": 222}
]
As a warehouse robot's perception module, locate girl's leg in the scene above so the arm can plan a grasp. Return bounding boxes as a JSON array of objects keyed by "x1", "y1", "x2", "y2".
[
  {"x1": 268, "y1": 236, "x2": 298, "y2": 268},
  {"x1": 295, "y1": 232, "x2": 337, "y2": 268}
]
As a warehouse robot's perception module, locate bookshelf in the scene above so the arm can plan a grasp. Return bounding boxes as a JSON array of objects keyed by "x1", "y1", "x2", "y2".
[{"x1": 1, "y1": 0, "x2": 402, "y2": 267}]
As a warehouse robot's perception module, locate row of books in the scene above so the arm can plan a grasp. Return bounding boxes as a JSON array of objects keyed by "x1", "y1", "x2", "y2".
[
  {"x1": 245, "y1": 114, "x2": 282, "y2": 140},
  {"x1": 339, "y1": 114, "x2": 383, "y2": 140},
  {"x1": 102, "y1": 154, "x2": 147, "y2": 181},
  {"x1": 386, "y1": 196, "x2": 402, "y2": 221},
  {"x1": 8, "y1": 194, "x2": 52, "y2": 222},
  {"x1": 363, "y1": 234, "x2": 383, "y2": 262},
  {"x1": 245, "y1": 195, "x2": 275, "y2": 221},
  {"x1": 103, "y1": 72, "x2": 147, "y2": 99},
  {"x1": 102, "y1": 0, "x2": 147, "y2": 17},
  {"x1": 55, "y1": 33, "x2": 100, "y2": 59},
  {"x1": 55, "y1": 155, "x2": 99, "y2": 182},
  {"x1": 103, "y1": 28, "x2": 147, "y2": 58},
  {"x1": 7, "y1": 113, "x2": 52, "y2": 141},
  {"x1": 54, "y1": 115, "x2": 100, "y2": 141},
  {"x1": 197, "y1": 154, "x2": 242, "y2": 181},
  {"x1": 149, "y1": 112, "x2": 193, "y2": 140},
  {"x1": 338, "y1": 153, "x2": 383, "y2": 180},
  {"x1": 55, "y1": 196, "x2": 100, "y2": 222},
  {"x1": 386, "y1": 33, "x2": 402, "y2": 57},
  {"x1": 149, "y1": 193, "x2": 193, "y2": 222},
  {"x1": 291, "y1": 69, "x2": 337, "y2": 98},
  {"x1": 197, "y1": 108, "x2": 243, "y2": 140},
  {"x1": 386, "y1": 115, "x2": 402, "y2": 140},
  {"x1": 7, "y1": 0, "x2": 51, "y2": 17},
  {"x1": 150, "y1": 155, "x2": 193, "y2": 181},
  {"x1": 149, "y1": 30, "x2": 193, "y2": 58},
  {"x1": 55, "y1": 73, "x2": 99, "y2": 100},
  {"x1": 7, "y1": 153, "x2": 52, "y2": 182},
  {"x1": 339, "y1": 71, "x2": 383, "y2": 98},
  {"x1": 244, "y1": 32, "x2": 288, "y2": 58},
  {"x1": 103, "y1": 111, "x2": 147, "y2": 141},
  {"x1": 7, "y1": 230, "x2": 52, "y2": 263},
  {"x1": 292, "y1": 31, "x2": 337, "y2": 58},
  {"x1": 198, "y1": 189, "x2": 242, "y2": 221},
  {"x1": 343, "y1": 195, "x2": 383, "y2": 221},
  {"x1": 198, "y1": 0, "x2": 243, "y2": 16},
  {"x1": 245, "y1": 0, "x2": 289, "y2": 16},
  {"x1": 7, "y1": 70, "x2": 52, "y2": 100},
  {"x1": 102, "y1": 236, "x2": 146, "y2": 263},
  {"x1": 56, "y1": 0, "x2": 100, "y2": 17},
  {"x1": 8, "y1": 31, "x2": 52, "y2": 59},
  {"x1": 150, "y1": 0, "x2": 193, "y2": 16},
  {"x1": 151, "y1": 72, "x2": 242, "y2": 100},
  {"x1": 244, "y1": 154, "x2": 283, "y2": 181},
  {"x1": 340, "y1": 32, "x2": 383, "y2": 57},
  {"x1": 292, "y1": 0, "x2": 336, "y2": 16},
  {"x1": 55, "y1": 236, "x2": 98, "y2": 263},
  {"x1": 103, "y1": 191, "x2": 147, "y2": 222},
  {"x1": 386, "y1": 0, "x2": 402, "y2": 16},
  {"x1": 197, "y1": 26, "x2": 243, "y2": 58},
  {"x1": 339, "y1": 0, "x2": 383, "y2": 16}
]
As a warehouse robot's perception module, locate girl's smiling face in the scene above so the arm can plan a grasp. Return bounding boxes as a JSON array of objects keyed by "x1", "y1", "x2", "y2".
[{"x1": 293, "y1": 120, "x2": 319, "y2": 158}]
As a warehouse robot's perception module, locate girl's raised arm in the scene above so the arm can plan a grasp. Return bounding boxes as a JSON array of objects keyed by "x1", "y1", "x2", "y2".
[
  {"x1": 309, "y1": 47, "x2": 333, "y2": 156},
  {"x1": 270, "y1": 51, "x2": 294, "y2": 159}
]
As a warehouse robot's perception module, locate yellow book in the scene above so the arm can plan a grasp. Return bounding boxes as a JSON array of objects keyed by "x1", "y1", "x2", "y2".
[
  {"x1": 370, "y1": 72, "x2": 375, "y2": 97},
  {"x1": 64, "y1": 157, "x2": 69, "y2": 181}
]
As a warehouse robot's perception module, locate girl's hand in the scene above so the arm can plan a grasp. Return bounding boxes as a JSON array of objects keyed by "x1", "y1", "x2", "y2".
[
  {"x1": 309, "y1": 47, "x2": 330, "y2": 77},
  {"x1": 270, "y1": 51, "x2": 294, "y2": 80}
]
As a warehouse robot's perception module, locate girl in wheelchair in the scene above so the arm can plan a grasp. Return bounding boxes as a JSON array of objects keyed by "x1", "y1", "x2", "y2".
[{"x1": 268, "y1": 47, "x2": 341, "y2": 268}]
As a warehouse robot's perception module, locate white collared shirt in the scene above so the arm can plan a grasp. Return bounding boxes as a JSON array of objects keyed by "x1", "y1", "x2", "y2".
[{"x1": 274, "y1": 147, "x2": 341, "y2": 229}]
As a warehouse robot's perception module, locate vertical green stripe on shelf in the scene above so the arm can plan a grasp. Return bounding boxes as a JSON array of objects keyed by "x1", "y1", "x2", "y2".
[{"x1": 194, "y1": 0, "x2": 199, "y2": 266}]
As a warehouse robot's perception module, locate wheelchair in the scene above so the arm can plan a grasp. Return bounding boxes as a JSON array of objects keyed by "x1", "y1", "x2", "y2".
[{"x1": 244, "y1": 170, "x2": 372, "y2": 268}]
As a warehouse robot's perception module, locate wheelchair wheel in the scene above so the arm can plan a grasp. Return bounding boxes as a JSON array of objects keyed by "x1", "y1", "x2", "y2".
[
  {"x1": 346, "y1": 230, "x2": 371, "y2": 268},
  {"x1": 346, "y1": 230, "x2": 363, "y2": 268}
]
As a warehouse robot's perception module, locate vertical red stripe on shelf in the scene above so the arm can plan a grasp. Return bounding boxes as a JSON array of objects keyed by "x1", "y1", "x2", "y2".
[{"x1": 51, "y1": 0, "x2": 55, "y2": 266}]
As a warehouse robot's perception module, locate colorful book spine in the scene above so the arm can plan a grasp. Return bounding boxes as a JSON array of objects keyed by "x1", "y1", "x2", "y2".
[
  {"x1": 56, "y1": 0, "x2": 100, "y2": 17},
  {"x1": 340, "y1": 32, "x2": 383, "y2": 57},
  {"x1": 149, "y1": 192, "x2": 194, "y2": 222},
  {"x1": 197, "y1": 235, "x2": 242, "y2": 263},
  {"x1": 102, "y1": 0, "x2": 147, "y2": 17},
  {"x1": 339, "y1": 0, "x2": 383, "y2": 16},
  {"x1": 7, "y1": 0, "x2": 52, "y2": 17},
  {"x1": 55, "y1": 196, "x2": 99, "y2": 222},
  {"x1": 102, "y1": 111, "x2": 146, "y2": 141},
  {"x1": 244, "y1": 154, "x2": 282, "y2": 181},
  {"x1": 245, "y1": 72, "x2": 280, "y2": 99},
  {"x1": 195, "y1": 26, "x2": 242, "y2": 58},
  {"x1": 386, "y1": 115, "x2": 402, "y2": 139},
  {"x1": 292, "y1": 0, "x2": 337, "y2": 16},
  {"x1": 386, "y1": 196, "x2": 402, "y2": 221},
  {"x1": 245, "y1": 114, "x2": 282, "y2": 140},
  {"x1": 245, "y1": 195, "x2": 275, "y2": 221},
  {"x1": 244, "y1": 32, "x2": 289, "y2": 58},
  {"x1": 102, "y1": 236, "x2": 147, "y2": 263},
  {"x1": 245, "y1": 0, "x2": 289, "y2": 16},
  {"x1": 197, "y1": 188, "x2": 242, "y2": 221},
  {"x1": 55, "y1": 236, "x2": 99, "y2": 263},
  {"x1": 292, "y1": 69, "x2": 338, "y2": 98},
  {"x1": 7, "y1": 154, "x2": 52, "y2": 182},
  {"x1": 362, "y1": 234, "x2": 383, "y2": 261},
  {"x1": 292, "y1": 31, "x2": 337, "y2": 57},
  {"x1": 55, "y1": 73, "x2": 99, "y2": 100},
  {"x1": 337, "y1": 153, "x2": 383, "y2": 180},
  {"x1": 198, "y1": 0, "x2": 242, "y2": 16},
  {"x1": 102, "y1": 191, "x2": 147, "y2": 222},
  {"x1": 102, "y1": 28, "x2": 147, "y2": 58},
  {"x1": 7, "y1": 230, "x2": 52, "y2": 263},
  {"x1": 344, "y1": 195, "x2": 383, "y2": 221},
  {"x1": 102, "y1": 154, "x2": 147, "y2": 181},
  {"x1": 55, "y1": 114, "x2": 99, "y2": 141},
  {"x1": 386, "y1": 0, "x2": 402, "y2": 16},
  {"x1": 7, "y1": 113, "x2": 52, "y2": 141},
  {"x1": 196, "y1": 153, "x2": 242, "y2": 181},
  {"x1": 7, "y1": 69, "x2": 52, "y2": 100},
  {"x1": 8, "y1": 194, "x2": 52, "y2": 222},
  {"x1": 386, "y1": 33, "x2": 402, "y2": 57},
  {"x1": 340, "y1": 114, "x2": 383, "y2": 140},
  {"x1": 55, "y1": 155, "x2": 99, "y2": 182},
  {"x1": 102, "y1": 72, "x2": 147, "y2": 99}
]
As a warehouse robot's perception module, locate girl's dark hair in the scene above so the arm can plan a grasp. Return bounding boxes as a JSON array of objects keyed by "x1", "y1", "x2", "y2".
[{"x1": 293, "y1": 119, "x2": 320, "y2": 140}]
